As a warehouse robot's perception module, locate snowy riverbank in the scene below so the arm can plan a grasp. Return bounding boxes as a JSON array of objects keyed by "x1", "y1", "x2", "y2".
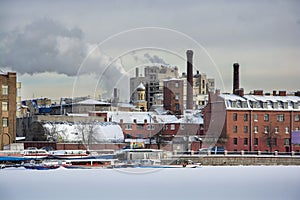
[{"x1": 0, "y1": 166, "x2": 299, "y2": 200}]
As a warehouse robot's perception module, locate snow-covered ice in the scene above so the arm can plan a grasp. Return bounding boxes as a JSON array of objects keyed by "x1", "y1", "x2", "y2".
[{"x1": 0, "y1": 166, "x2": 299, "y2": 200}]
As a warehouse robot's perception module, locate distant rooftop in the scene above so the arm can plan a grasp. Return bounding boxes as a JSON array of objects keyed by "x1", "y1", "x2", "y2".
[{"x1": 219, "y1": 94, "x2": 300, "y2": 110}]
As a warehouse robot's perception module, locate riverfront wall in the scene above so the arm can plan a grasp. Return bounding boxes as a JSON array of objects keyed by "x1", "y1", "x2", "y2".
[{"x1": 172, "y1": 155, "x2": 300, "y2": 166}]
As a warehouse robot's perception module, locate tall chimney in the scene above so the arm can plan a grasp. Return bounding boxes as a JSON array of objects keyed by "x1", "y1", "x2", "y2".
[
  {"x1": 233, "y1": 63, "x2": 239, "y2": 95},
  {"x1": 186, "y1": 50, "x2": 193, "y2": 109},
  {"x1": 136, "y1": 67, "x2": 139, "y2": 77},
  {"x1": 114, "y1": 88, "x2": 118, "y2": 99}
]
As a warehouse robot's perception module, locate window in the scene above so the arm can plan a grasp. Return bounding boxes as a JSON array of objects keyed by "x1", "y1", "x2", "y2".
[
  {"x1": 233, "y1": 126, "x2": 238, "y2": 133},
  {"x1": 175, "y1": 82, "x2": 179, "y2": 88},
  {"x1": 244, "y1": 138, "x2": 248, "y2": 145},
  {"x1": 244, "y1": 114, "x2": 248, "y2": 121},
  {"x1": 295, "y1": 114, "x2": 300, "y2": 122},
  {"x1": 242, "y1": 102, "x2": 248, "y2": 108},
  {"x1": 2, "y1": 118, "x2": 8, "y2": 127},
  {"x1": 233, "y1": 138, "x2": 238, "y2": 145},
  {"x1": 296, "y1": 127, "x2": 299, "y2": 131},
  {"x1": 277, "y1": 114, "x2": 284, "y2": 122},
  {"x1": 254, "y1": 138, "x2": 258, "y2": 146},
  {"x1": 126, "y1": 134, "x2": 132, "y2": 139},
  {"x1": 285, "y1": 127, "x2": 289, "y2": 134},
  {"x1": 2, "y1": 102, "x2": 8, "y2": 111},
  {"x1": 175, "y1": 103, "x2": 180, "y2": 111},
  {"x1": 264, "y1": 114, "x2": 269, "y2": 122},
  {"x1": 263, "y1": 102, "x2": 267, "y2": 109},
  {"x1": 125, "y1": 124, "x2": 132, "y2": 130},
  {"x1": 233, "y1": 113, "x2": 237, "y2": 121},
  {"x1": 273, "y1": 138, "x2": 277, "y2": 146},
  {"x1": 244, "y1": 126, "x2": 248, "y2": 133},
  {"x1": 147, "y1": 125, "x2": 155, "y2": 130},
  {"x1": 284, "y1": 138, "x2": 290, "y2": 146},
  {"x1": 137, "y1": 124, "x2": 144, "y2": 130},
  {"x1": 253, "y1": 114, "x2": 258, "y2": 121},
  {"x1": 2, "y1": 85, "x2": 8, "y2": 95},
  {"x1": 164, "y1": 125, "x2": 168, "y2": 130},
  {"x1": 275, "y1": 126, "x2": 279, "y2": 134},
  {"x1": 180, "y1": 124, "x2": 184, "y2": 130},
  {"x1": 175, "y1": 93, "x2": 179, "y2": 100},
  {"x1": 254, "y1": 126, "x2": 258, "y2": 133},
  {"x1": 137, "y1": 134, "x2": 143, "y2": 139},
  {"x1": 264, "y1": 126, "x2": 269, "y2": 134},
  {"x1": 170, "y1": 124, "x2": 175, "y2": 130}
]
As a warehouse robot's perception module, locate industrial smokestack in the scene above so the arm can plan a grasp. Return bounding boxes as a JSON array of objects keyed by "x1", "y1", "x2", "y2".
[
  {"x1": 114, "y1": 88, "x2": 118, "y2": 99},
  {"x1": 112, "y1": 87, "x2": 119, "y2": 106},
  {"x1": 186, "y1": 50, "x2": 193, "y2": 109},
  {"x1": 136, "y1": 67, "x2": 139, "y2": 77},
  {"x1": 233, "y1": 63, "x2": 239, "y2": 95}
]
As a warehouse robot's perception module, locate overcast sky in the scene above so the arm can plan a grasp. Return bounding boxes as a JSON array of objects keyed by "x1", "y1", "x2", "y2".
[{"x1": 0, "y1": 0, "x2": 299, "y2": 101}]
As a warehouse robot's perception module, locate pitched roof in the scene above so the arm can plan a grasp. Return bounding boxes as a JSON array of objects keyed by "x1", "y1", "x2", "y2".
[{"x1": 76, "y1": 99, "x2": 110, "y2": 105}]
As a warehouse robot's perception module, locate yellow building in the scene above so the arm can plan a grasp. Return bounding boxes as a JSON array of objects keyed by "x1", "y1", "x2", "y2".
[
  {"x1": 135, "y1": 83, "x2": 147, "y2": 112},
  {"x1": 0, "y1": 72, "x2": 17, "y2": 149}
]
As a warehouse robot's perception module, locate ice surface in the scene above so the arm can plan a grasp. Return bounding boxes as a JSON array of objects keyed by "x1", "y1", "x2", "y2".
[{"x1": 0, "y1": 166, "x2": 299, "y2": 200}]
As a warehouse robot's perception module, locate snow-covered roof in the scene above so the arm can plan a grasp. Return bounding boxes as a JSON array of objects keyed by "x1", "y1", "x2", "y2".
[
  {"x1": 42, "y1": 121, "x2": 123, "y2": 143},
  {"x1": 154, "y1": 115, "x2": 179, "y2": 123},
  {"x1": 106, "y1": 111, "x2": 202, "y2": 124},
  {"x1": 116, "y1": 103, "x2": 135, "y2": 108},
  {"x1": 179, "y1": 110, "x2": 203, "y2": 124},
  {"x1": 219, "y1": 94, "x2": 300, "y2": 110},
  {"x1": 107, "y1": 111, "x2": 156, "y2": 124},
  {"x1": 107, "y1": 111, "x2": 182, "y2": 124},
  {"x1": 66, "y1": 113, "x2": 89, "y2": 117},
  {"x1": 219, "y1": 94, "x2": 247, "y2": 102},
  {"x1": 76, "y1": 99, "x2": 110, "y2": 105}
]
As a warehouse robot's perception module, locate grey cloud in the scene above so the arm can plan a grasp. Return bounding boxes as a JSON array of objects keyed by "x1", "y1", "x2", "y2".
[
  {"x1": 0, "y1": 18, "x2": 85, "y2": 75},
  {"x1": 0, "y1": 18, "x2": 127, "y2": 98},
  {"x1": 144, "y1": 53, "x2": 168, "y2": 65}
]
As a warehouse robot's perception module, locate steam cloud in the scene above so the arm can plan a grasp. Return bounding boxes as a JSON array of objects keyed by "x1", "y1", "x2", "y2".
[
  {"x1": 144, "y1": 53, "x2": 168, "y2": 65},
  {"x1": 0, "y1": 18, "x2": 127, "y2": 98},
  {"x1": 0, "y1": 18, "x2": 123, "y2": 77}
]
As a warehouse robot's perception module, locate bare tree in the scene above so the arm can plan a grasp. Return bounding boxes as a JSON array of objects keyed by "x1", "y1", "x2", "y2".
[
  {"x1": 264, "y1": 122, "x2": 280, "y2": 152},
  {"x1": 47, "y1": 122, "x2": 59, "y2": 142},
  {"x1": 75, "y1": 121, "x2": 97, "y2": 150}
]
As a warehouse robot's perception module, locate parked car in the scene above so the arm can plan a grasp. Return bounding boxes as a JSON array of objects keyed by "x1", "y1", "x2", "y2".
[
  {"x1": 198, "y1": 148, "x2": 210, "y2": 155},
  {"x1": 198, "y1": 147, "x2": 225, "y2": 155},
  {"x1": 210, "y1": 146, "x2": 225, "y2": 154}
]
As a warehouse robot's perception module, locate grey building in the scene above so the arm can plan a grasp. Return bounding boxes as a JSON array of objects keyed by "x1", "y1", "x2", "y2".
[{"x1": 130, "y1": 65, "x2": 179, "y2": 110}]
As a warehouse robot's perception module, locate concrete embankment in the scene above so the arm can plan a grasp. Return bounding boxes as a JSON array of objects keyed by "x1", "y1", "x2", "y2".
[{"x1": 170, "y1": 155, "x2": 300, "y2": 166}]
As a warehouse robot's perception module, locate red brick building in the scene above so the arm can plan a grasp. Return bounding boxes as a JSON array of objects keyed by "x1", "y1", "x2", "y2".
[
  {"x1": 163, "y1": 79, "x2": 184, "y2": 115},
  {"x1": 0, "y1": 72, "x2": 17, "y2": 149},
  {"x1": 107, "y1": 111, "x2": 203, "y2": 151},
  {"x1": 203, "y1": 91, "x2": 300, "y2": 152}
]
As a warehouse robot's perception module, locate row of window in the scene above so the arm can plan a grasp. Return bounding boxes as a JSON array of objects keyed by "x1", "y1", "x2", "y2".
[
  {"x1": 229, "y1": 100, "x2": 299, "y2": 109},
  {"x1": 233, "y1": 138, "x2": 290, "y2": 146},
  {"x1": 233, "y1": 113, "x2": 300, "y2": 122},
  {"x1": 233, "y1": 125, "x2": 297, "y2": 134}
]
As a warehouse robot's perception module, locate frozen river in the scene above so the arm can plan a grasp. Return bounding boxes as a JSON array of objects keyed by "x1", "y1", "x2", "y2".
[{"x1": 0, "y1": 166, "x2": 299, "y2": 200}]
